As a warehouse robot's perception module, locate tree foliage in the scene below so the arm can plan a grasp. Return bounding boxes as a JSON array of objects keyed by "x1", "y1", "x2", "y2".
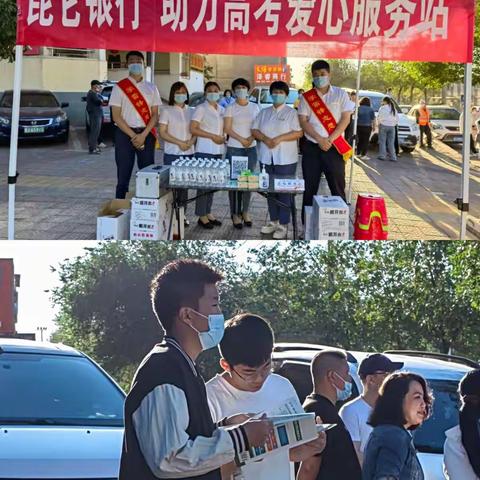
[
  {"x1": 0, "y1": 0, "x2": 17, "y2": 61},
  {"x1": 51, "y1": 241, "x2": 480, "y2": 391}
]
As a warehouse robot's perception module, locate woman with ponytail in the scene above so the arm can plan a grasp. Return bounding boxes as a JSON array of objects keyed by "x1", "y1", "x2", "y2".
[{"x1": 444, "y1": 369, "x2": 480, "y2": 480}]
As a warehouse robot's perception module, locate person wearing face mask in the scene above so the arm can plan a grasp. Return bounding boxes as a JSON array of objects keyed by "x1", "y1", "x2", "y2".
[
  {"x1": 298, "y1": 349, "x2": 362, "y2": 480},
  {"x1": 298, "y1": 60, "x2": 355, "y2": 223},
  {"x1": 220, "y1": 89, "x2": 236, "y2": 108},
  {"x1": 86, "y1": 80, "x2": 104, "y2": 155},
  {"x1": 159, "y1": 82, "x2": 196, "y2": 226},
  {"x1": 252, "y1": 81, "x2": 303, "y2": 239},
  {"x1": 206, "y1": 314, "x2": 327, "y2": 480},
  {"x1": 190, "y1": 81, "x2": 225, "y2": 229},
  {"x1": 415, "y1": 100, "x2": 433, "y2": 150},
  {"x1": 339, "y1": 354, "x2": 404, "y2": 465},
  {"x1": 224, "y1": 78, "x2": 260, "y2": 229},
  {"x1": 362, "y1": 372, "x2": 432, "y2": 480},
  {"x1": 109, "y1": 51, "x2": 161, "y2": 199},
  {"x1": 119, "y1": 260, "x2": 274, "y2": 480}
]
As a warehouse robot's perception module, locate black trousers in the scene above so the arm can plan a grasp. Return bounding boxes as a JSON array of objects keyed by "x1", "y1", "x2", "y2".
[
  {"x1": 88, "y1": 114, "x2": 103, "y2": 152},
  {"x1": 301, "y1": 139, "x2": 346, "y2": 223},
  {"x1": 115, "y1": 128, "x2": 155, "y2": 199},
  {"x1": 420, "y1": 125, "x2": 432, "y2": 147},
  {"x1": 357, "y1": 126, "x2": 372, "y2": 155}
]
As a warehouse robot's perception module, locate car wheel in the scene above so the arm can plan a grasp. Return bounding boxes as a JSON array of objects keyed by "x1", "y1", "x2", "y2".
[
  {"x1": 59, "y1": 131, "x2": 69, "y2": 143},
  {"x1": 401, "y1": 147, "x2": 415, "y2": 153}
]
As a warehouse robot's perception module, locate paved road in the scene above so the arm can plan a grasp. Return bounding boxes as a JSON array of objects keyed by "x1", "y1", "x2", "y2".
[{"x1": 0, "y1": 126, "x2": 478, "y2": 240}]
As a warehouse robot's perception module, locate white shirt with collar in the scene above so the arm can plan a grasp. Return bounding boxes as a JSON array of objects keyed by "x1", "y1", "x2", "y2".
[
  {"x1": 225, "y1": 101, "x2": 260, "y2": 148},
  {"x1": 298, "y1": 85, "x2": 355, "y2": 142},
  {"x1": 109, "y1": 76, "x2": 162, "y2": 128},
  {"x1": 191, "y1": 101, "x2": 225, "y2": 155},
  {"x1": 252, "y1": 104, "x2": 302, "y2": 166},
  {"x1": 159, "y1": 105, "x2": 195, "y2": 156}
]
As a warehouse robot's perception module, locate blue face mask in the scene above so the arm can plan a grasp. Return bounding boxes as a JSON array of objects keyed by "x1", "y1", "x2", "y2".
[
  {"x1": 334, "y1": 371, "x2": 353, "y2": 402},
  {"x1": 206, "y1": 92, "x2": 220, "y2": 103},
  {"x1": 174, "y1": 94, "x2": 188, "y2": 105},
  {"x1": 235, "y1": 89, "x2": 249, "y2": 100},
  {"x1": 189, "y1": 310, "x2": 225, "y2": 351},
  {"x1": 271, "y1": 93, "x2": 286, "y2": 105},
  {"x1": 128, "y1": 63, "x2": 144, "y2": 76},
  {"x1": 313, "y1": 76, "x2": 330, "y2": 89}
]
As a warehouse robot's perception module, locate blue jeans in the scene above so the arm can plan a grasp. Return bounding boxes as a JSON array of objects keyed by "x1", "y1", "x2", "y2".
[
  {"x1": 264, "y1": 162, "x2": 297, "y2": 225},
  {"x1": 226, "y1": 146, "x2": 258, "y2": 215},
  {"x1": 378, "y1": 124, "x2": 397, "y2": 161},
  {"x1": 163, "y1": 153, "x2": 193, "y2": 212},
  {"x1": 194, "y1": 152, "x2": 223, "y2": 217}
]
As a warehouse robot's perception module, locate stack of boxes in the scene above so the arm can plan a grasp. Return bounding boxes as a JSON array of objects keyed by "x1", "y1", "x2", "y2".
[
  {"x1": 306, "y1": 196, "x2": 350, "y2": 240},
  {"x1": 130, "y1": 165, "x2": 184, "y2": 240}
]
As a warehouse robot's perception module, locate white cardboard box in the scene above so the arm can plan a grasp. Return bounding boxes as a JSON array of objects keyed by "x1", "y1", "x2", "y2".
[
  {"x1": 136, "y1": 164, "x2": 170, "y2": 199},
  {"x1": 96, "y1": 199, "x2": 131, "y2": 240},
  {"x1": 312, "y1": 196, "x2": 349, "y2": 240},
  {"x1": 235, "y1": 413, "x2": 317, "y2": 466},
  {"x1": 304, "y1": 206, "x2": 313, "y2": 240}
]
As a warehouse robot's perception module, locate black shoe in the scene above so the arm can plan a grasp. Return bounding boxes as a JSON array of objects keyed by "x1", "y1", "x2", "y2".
[
  {"x1": 184, "y1": 219, "x2": 190, "y2": 227},
  {"x1": 208, "y1": 218, "x2": 222, "y2": 226},
  {"x1": 232, "y1": 216, "x2": 243, "y2": 229},
  {"x1": 197, "y1": 218, "x2": 214, "y2": 229},
  {"x1": 89, "y1": 149, "x2": 100, "y2": 155}
]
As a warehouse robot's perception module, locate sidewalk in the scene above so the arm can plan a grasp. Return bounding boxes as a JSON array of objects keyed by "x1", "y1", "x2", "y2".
[{"x1": 0, "y1": 128, "x2": 478, "y2": 240}]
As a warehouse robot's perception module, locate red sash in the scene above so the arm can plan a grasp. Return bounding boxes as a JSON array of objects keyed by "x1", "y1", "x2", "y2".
[
  {"x1": 118, "y1": 78, "x2": 157, "y2": 138},
  {"x1": 303, "y1": 88, "x2": 353, "y2": 161}
]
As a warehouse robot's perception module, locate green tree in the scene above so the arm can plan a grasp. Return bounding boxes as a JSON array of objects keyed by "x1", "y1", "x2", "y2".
[{"x1": 0, "y1": 0, "x2": 17, "y2": 61}]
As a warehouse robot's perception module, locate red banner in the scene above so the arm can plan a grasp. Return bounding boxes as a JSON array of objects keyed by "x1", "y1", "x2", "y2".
[{"x1": 17, "y1": 0, "x2": 475, "y2": 63}]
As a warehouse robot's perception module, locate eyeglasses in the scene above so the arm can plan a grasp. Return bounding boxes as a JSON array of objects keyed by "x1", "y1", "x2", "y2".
[{"x1": 232, "y1": 361, "x2": 272, "y2": 383}]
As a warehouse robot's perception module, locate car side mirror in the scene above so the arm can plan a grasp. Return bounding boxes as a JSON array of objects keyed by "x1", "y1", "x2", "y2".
[
  {"x1": 61, "y1": 102, "x2": 69, "y2": 108},
  {"x1": 81, "y1": 96, "x2": 87, "y2": 102}
]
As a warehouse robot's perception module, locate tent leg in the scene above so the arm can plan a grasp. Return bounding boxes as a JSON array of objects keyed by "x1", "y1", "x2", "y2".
[
  {"x1": 346, "y1": 58, "x2": 362, "y2": 205},
  {"x1": 459, "y1": 62, "x2": 472, "y2": 240},
  {"x1": 7, "y1": 45, "x2": 23, "y2": 240}
]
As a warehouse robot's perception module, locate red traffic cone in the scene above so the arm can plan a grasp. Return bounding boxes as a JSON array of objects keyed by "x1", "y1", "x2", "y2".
[{"x1": 354, "y1": 194, "x2": 389, "y2": 240}]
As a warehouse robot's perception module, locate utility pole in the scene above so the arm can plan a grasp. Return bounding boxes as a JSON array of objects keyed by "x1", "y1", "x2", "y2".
[{"x1": 37, "y1": 326, "x2": 47, "y2": 342}]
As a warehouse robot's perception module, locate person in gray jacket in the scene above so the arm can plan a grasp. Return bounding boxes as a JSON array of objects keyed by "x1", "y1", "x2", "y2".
[{"x1": 86, "y1": 80, "x2": 104, "y2": 154}]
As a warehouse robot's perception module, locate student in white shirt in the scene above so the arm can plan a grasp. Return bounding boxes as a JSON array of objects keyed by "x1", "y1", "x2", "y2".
[
  {"x1": 224, "y1": 78, "x2": 260, "y2": 229},
  {"x1": 191, "y1": 81, "x2": 225, "y2": 229},
  {"x1": 206, "y1": 313, "x2": 326, "y2": 480},
  {"x1": 252, "y1": 81, "x2": 303, "y2": 240},
  {"x1": 109, "y1": 50, "x2": 161, "y2": 199},
  {"x1": 339, "y1": 354, "x2": 403, "y2": 465},
  {"x1": 377, "y1": 96, "x2": 399, "y2": 162},
  {"x1": 298, "y1": 59, "x2": 354, "y2": 222},
  {"x1": 159, "y1": 82, "x2": 196, "y2": 225}
]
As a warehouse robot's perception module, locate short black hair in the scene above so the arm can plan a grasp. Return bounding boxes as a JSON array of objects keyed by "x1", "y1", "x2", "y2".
[
  {"x1": 311, "y1": 349, "x2": 348, "y2": 381},
  {"x1": 224, "y1": 89, "x2": 233, "y2": 96},
  {"x1": 232, "y1": 78, "x2": 250, "y2": 91},
  {"x1": 219, "y1": 313, "x2": 274, "y2": 368},
  {"x1": 360, "y1": 97, "x2": 371, "y2": 107},
  {"x1": 91, "y1": 80, "x2": 101, "y2": 87},
  {"x1": 269, "y1": 81, "x2": 289, "y2": 96},
  {"x1": 150, "y1": 260, "x2": 223, "y2": 333},
  {"x1": 169, "y1": 81, "x2": 189, "y2": 106},
  {"x1": 298, "y1": 89, "x2": 305, "y2": 94},
  {"x1": 368, "y1": 372, "x2": 433, "y2": 430},
  {"x1": 204, "y1": 81, "x2": 221, "y2": 93},
  {"x1": 126, "y1": 51, "x2": 145, "y2": 62},
  {"x1": 311, "y1": 60, "x2": 330, "y2": 73}
]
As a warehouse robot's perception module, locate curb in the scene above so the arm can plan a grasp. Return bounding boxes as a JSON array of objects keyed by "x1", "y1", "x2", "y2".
[{"x1": 467, "y1": 216, "x2": 480, "y2": 239}]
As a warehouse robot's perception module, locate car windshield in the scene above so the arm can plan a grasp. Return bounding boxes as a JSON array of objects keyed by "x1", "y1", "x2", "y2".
[
  {"x1": 0, "y1": 92, "x2": 59, "y2": 108},
  {"x1": 429, "y1": 108, "x2": 460, "y2": 120},
  {"x1": 260, "y1": 89, "x2": 299, "y2": 105},
  {"x1": 412, "y1": 379, "x2": 461, "y2": 454},
  {"x1": 0, "y1": 352, "x2": 125, "y2": 427},
  {"x1": 100, "y1": 87, "x2": 113, "y2": 100}
]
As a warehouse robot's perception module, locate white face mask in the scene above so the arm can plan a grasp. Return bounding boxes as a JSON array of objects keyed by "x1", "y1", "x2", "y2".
[
  {"x1": 128, "y1": 63, "x2": 144, "y2": 76},
  {"x1": 187, "y1": 309, "x2": 225, "y2": 351}
]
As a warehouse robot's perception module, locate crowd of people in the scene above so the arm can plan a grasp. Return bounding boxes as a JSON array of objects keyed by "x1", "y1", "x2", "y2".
[{"x1": 119, "y1": 259, "x2": 480, "y2": 480}]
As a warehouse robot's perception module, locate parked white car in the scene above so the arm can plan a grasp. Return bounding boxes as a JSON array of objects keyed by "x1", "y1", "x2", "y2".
[
  {"x1": 0, "y1": 338, "x2": 125, "y2": 479},
  {"x1": 249, "y1": 86, "x2": 299, "y2": 109},
  {"x1": 272, "y1": 343, "x2": 478, "y2": 480}
]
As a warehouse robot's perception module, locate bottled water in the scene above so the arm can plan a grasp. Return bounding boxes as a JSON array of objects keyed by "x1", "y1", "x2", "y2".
[{"x1": 169, "y1": 159, "x2": 178, "y2": 185}]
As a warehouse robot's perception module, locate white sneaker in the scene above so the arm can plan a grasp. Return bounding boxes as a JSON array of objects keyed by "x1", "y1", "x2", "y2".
[
  {"x1": 261, "y1": 221, "x2": 279, "y2": 235},
  {"x1": 98, "y1": 142, "x2": 107, "y2": 148},
  {"x1": 273, "y1": 225, "x2": 288, "y2": 239}
]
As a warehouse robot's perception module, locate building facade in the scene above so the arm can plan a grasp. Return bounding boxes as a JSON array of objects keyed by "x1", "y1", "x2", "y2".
[{"x1": 0, "y1": 259, "x2": 20, "y2": 336}]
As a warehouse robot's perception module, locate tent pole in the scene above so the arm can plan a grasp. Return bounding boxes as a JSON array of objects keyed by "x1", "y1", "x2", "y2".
[
  {"x1": 459, "y1": 62, "x2": 472, "y2": 240},
  {"x1": 7, "y1": 45, "x2": 24, "y2": 240},
  {"x1": 346, "y1": 57, "x2": 362, "y2": 205}
]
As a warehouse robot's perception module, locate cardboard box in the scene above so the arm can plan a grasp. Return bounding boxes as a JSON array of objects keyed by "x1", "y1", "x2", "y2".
[
  {"x1": 235, "y1": 413, "x2": 317, "y2": 466},
  {"x1": 312, "y1": 196, "x2": 349, "y2": 240},
  {"x1": 136, "y1": 164, "x2": 170, "y2": 199},
  {"x1": 304, "y1": 206, "x2": 313, "y2": 240},
  {"x1": 96, "y1": 199, "x2": 131, "y2": 240}
]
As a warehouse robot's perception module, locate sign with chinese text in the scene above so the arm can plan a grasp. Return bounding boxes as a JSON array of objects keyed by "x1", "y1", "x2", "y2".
[
  {"x1": 255, "y1": 64, "x2": 291, "y2": 85},
  {"x1": 17, "y1": 0, "x2": 475, "y2": 63},
  {"x1": 191, "y1": 54, "x2": 205, "y2": 71}
]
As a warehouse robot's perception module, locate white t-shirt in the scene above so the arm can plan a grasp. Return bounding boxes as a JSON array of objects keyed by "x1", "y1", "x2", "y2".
[
  {"x1": 339, "y1": 396, "x2": 373, "y2": 454},
  {"x1": 225, "y1": 102, "x2": 260, "y2": 148},
  {"x1": 191, "y1": 101, "x2": 225, "y2": 155},
  {"x1": 377, "y1": 105, "x2": 399, "y2": 127},
  {"x1": 206, "y1": 373, "x2": 303, "y2": 480},
  {"x1": 298, "y1": 85, "x2": 354, "y2": 142},
  {"x1": 159, "y1": 105, "x2": 195, "y2": 156},
  {"x1": 109, "y1": 76, "x2": 162, "y2": 128},
  {"x1": 252, "y1": 105, "x2": 302, "y2": 166}
]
